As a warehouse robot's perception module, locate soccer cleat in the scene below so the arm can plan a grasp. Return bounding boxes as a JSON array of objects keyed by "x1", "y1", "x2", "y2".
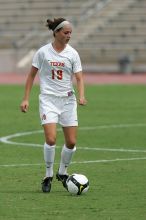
[
  {"x1": 41, "y1": 177, "x2": 53, "y2": 193},
  {"x1": 56, "y1": 172, "x2": 69, "y2": 189}
]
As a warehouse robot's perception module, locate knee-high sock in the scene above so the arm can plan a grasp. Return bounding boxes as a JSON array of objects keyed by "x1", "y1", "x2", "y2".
[
  {"x1": 59, "y1": 144, "x2": 76, "y2": 175},
  {"x1": 44, "y1": 143, "x2": 55, "y2": 177}
]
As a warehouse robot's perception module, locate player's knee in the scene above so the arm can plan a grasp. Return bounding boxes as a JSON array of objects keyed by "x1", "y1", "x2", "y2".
[
  {"x1": 45, "y1": 137, "x2": 56, "y2": 146},
  {"x1": 66, "y1": 140, "x2": 76, "y2": 149}
]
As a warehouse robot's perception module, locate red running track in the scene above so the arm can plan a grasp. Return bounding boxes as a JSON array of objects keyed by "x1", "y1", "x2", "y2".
[{"x1": 0, "y1": 73, "x2": 146, "y2": 85}]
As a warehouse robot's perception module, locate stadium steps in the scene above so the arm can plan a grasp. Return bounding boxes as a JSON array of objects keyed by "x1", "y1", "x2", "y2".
[
  {"x1": 73, "y1": 0, "x2": 146, "y2": 67},
  {"x1": 0, "y1": 0, "x2": 146, "y2": 72}
]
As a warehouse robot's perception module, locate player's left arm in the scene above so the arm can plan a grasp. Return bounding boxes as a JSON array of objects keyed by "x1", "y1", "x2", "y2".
[{"x1": 75, "y1": 71, "x2": 87, "y2": 105}]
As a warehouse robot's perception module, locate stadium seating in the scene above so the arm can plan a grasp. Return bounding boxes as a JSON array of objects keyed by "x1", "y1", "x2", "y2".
[
  {"x1": 0, "y1": 0, "x2": 99, "y2": 48},
  {"x1": 75, "y1": 0, "x2": 146, "y2": 71},
  {"x1": 0, "y1": 0, "x2": 146, "y2": 73}
]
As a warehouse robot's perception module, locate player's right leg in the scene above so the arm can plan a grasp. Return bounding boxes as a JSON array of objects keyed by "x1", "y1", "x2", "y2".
[
  {"x1": 39, "y1": 94, "x2": 58, "y2": 192},
  {"x1": 41, "y1": 123, "x2": 57, "y2": 193}
]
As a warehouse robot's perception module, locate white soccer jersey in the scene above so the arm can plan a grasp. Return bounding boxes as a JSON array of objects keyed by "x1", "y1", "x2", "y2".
[{"x1": 32, "y1": 43, "x2": 82, "y2": 96}]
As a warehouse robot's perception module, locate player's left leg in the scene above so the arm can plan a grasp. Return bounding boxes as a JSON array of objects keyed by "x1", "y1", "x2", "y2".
[
  {"x1": 56, "y1": 126, "x2": 77, "y2": 188},
  {"x1": 56, "y1": 95, "x2": 78, "y2": 188},
  {"x1": 60, "y1": 126, "x2": 77, "y2": 172}
]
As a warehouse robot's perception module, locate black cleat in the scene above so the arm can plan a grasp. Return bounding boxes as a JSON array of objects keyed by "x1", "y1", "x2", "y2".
[
  {"x1": 56, "y1": 172, "x2": 69, "y2": 189},
  {"x1": 41, "y1": 177, "x2": 53, "y2": 193}
]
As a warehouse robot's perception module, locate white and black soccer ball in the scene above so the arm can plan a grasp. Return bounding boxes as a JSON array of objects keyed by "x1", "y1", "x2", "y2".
[{"x1": 66, "y1": 173, "x2": 89, "y2": 195}]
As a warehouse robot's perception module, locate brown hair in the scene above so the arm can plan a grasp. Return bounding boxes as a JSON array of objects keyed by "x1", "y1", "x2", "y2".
[{"x1": 46, "y1": 17, "x2": 66, "y2": 31}]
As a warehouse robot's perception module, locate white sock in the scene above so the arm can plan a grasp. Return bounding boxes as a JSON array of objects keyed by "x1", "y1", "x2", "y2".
[
  {"x1": 44, "y1": 143, "x2": 55, "y2": 177},
  {"x1": 59, "y1": 144, "x2": 76, "y2": 175}
]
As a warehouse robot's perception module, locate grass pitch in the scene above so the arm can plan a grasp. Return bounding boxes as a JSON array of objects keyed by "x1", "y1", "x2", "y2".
[{"x1": 0, "y1": 84, "x2": 146, "y2": 220}]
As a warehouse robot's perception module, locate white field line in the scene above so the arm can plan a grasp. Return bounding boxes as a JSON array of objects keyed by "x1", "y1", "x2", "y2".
[
  {"x1": 0, "y1": 123, "x2": 146, "y2": 153},
  {"x1": 77, "y1": 147, "x2": 146, "y2": 153},
  {"x1": 72, "y1": 157, "x2": 146, "y2": 164},
  {"x1": 0, "y1": 123, "x2": 146, "y2": 168},
  {"x1": 1, "y1": 157, "x2": 146, "y2": 167},
  {"x1": 2, "y1": 122, "x2": 146, "y2": 143}
]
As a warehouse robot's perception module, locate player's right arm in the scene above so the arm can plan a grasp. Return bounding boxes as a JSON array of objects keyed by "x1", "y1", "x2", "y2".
[{"x1": 20, "y1": 66, "x2": 38, "y2": 113}]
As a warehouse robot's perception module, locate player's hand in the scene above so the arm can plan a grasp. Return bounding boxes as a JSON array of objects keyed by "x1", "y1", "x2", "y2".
[
  {"x1": 20, "y1": 100, "x2": 29, "y2": 113},
  {"x1": 78, "y1": 97, "x2": 87, "y2": 106}
]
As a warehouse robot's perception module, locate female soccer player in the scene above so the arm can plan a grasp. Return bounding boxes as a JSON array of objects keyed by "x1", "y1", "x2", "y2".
[{"x1": 20, "y1": 17, "x2": 87, "y2": 193}]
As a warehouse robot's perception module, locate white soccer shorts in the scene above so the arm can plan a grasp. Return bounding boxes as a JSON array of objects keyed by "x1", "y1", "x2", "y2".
[{"x1": 39, "y1": 94, "x2": 78, "y2": 127}]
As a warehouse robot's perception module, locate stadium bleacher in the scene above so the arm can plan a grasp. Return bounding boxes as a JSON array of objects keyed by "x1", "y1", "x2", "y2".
[
  {"x1": 75, "y1": 0, "x2": 146, "y2": 72},
  {"x1": 0, "y1": 0, "x2": 146, "y2": 73}
]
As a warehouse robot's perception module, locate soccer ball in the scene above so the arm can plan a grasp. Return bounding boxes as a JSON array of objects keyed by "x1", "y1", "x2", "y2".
[{"x1": 66, "y1": 173, "x2": 89, "y2": 195}]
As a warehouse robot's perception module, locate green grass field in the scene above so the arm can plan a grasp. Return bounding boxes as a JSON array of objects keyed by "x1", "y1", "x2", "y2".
[{"x1": 0, "y1": 84, "x2": 146, "y2": 220}]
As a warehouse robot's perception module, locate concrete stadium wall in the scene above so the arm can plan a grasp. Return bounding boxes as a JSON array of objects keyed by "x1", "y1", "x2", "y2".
[
  {"x1": 0, "y1": 49, "x2": 32, "y2": 74},
  {"x1": 0, "y1": 49, "x2": 146, "y2": 74}
]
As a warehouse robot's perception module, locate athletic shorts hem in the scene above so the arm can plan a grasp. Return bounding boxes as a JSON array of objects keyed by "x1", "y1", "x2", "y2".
[{"x1": 41, "y1": 121, "x2": 78, "y2": 127}]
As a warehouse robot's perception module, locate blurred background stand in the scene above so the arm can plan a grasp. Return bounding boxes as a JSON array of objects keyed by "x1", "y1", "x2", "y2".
[{"x1": 118, "y1": 55, "x2": 133, "y2": 74}]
